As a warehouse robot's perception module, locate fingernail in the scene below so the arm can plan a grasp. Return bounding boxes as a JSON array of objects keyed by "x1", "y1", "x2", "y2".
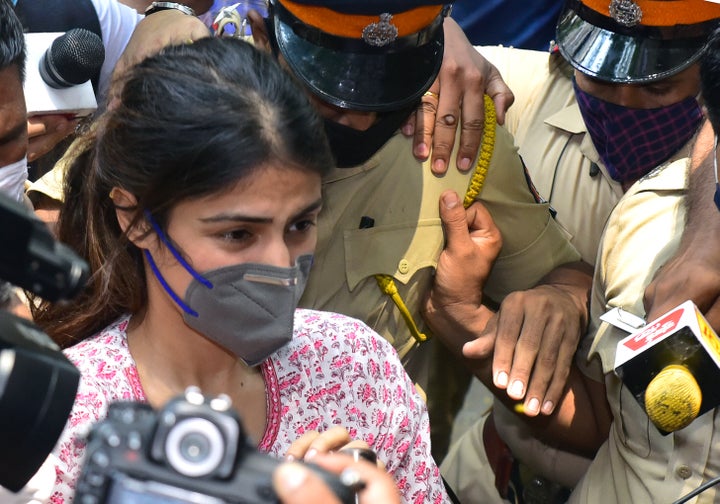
[
  {"x1": 402, "y1": 123, "x2": 414, "y2": 136},
  {"x1": 542, "y1": 401, "x2": 554, "y2": 415},
  {"x1": 442, "y1": 191, "x2": 459, "y2": 209},
  {"x1": 433, "y1": 159, "x2": 446, "y2": 173},
  {"x1": 526, "y1": 398, "x2": 540, "y2": 415},
  {"x1": 276, "y1": 463, "x2": 309, "y2": 491},
  {"x1": 416, "y1": 142, "x2": 429, "y2": 158},
  {"x1": 458, "y1": 157, "x2": 471, "y2": 171},
  {"x1": 28, "y1": 152, "x2": 37, "y2": 162},
  {"x1": 304, "y1": 449, "x2": 318, "y2": 461},
  {"x1": 495, "y1": 371, "x2": 508, "y2": 388},
  {"x1": 509, "y1": 380, "x2": 524, "y2": 398},
  {"x1": 284, "y1": 454, "x2": 296, "y2": 462}
]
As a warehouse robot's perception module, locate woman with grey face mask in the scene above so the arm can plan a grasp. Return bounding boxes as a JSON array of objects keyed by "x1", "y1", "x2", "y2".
[{"x1": 31, "y1": 37, "x2": 450, "y2": 504}]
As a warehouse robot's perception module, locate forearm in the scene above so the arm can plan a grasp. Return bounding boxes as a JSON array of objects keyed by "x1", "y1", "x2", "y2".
[
  {"x1": 459, "y1": 343, "x2": 611, "y2": 459},
  {"x1": 424, "y1": 301, "x2": 496, "y2": 362},
  {"x1": 643, "y1": 151, "x2": 720, "y2": 323},
  {"x1": 524, "y1": 368, "x2": 612, "y2": 458}
]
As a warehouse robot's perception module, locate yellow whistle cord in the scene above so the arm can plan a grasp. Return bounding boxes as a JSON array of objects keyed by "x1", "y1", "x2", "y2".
[{"x1": 375, "y1": 95, "x2": 497, "y2": 344}]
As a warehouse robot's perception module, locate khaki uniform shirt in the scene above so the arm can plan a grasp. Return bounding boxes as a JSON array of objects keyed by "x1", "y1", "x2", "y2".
[
  {"x1": 480, "y1": 45, "x2": 625, "y2": 265},
  {"x1": 299, "y1": 121, "x2": 580, "y2": 384},
  {"x1": 568, "y1": 157, "x2": 720, "y2": 503}
]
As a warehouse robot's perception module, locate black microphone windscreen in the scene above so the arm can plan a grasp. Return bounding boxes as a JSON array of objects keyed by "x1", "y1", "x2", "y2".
[{"x1": 38, "y1": 28, "x2": 105, "y2": 89}]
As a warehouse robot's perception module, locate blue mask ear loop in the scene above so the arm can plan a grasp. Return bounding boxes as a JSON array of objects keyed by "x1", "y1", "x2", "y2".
[
  {"x1": 714, "y1": 135, "x2": 720, "y2": 212},
  {"x1": 143, "y1": 210, "x2": 213, "y2": 317}
]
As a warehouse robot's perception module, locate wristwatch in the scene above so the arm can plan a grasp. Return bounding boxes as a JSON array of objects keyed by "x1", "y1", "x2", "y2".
[{"x1": 144, "y1": 1, "x2": 196, "y2": 17}]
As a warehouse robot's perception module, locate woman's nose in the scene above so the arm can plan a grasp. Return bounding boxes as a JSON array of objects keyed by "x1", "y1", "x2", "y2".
[{"x1": 263, "y1": 239, "x2": 293, "y2": 269}]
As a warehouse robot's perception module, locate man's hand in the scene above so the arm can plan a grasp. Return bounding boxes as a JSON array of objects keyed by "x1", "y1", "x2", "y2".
[
  {"x1": 466, "y1": 262, "x2": 592, "y2": 417},
  {"x1": 422, "y1": 190, "x2": 501, "y2": 359},
  {"x1": 402, "y1": 17, "x2": 514, "y2": 174},
  {"x1": 27, "y1": 115, "x2": 78, "y2": 162},
  {"x1": 273, "y1": 452, "x2": 400, "y2": 504}
]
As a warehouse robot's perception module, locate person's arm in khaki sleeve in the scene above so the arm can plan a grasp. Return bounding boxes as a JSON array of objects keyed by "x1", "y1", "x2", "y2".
[
  {"x1": 644, "y1": 120, "x2": 720, "y2": 328},
  {"x1": 423, "y1": 189, "x2": 593, "y2": 418}
]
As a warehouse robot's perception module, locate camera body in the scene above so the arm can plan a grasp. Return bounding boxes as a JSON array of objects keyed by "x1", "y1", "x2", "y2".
[
  {"x1": 75, "y1": 387, "x2": 356, "y2": 504},
  {"x1": 0, "y1": 310, "x2": 80, "y2": 492},
  {"x1": 0, "y1": 190, "x2": 88, "y2": 302},
  {"x1": 0, "y1": 191, "x2": 87, "y2": 492}
]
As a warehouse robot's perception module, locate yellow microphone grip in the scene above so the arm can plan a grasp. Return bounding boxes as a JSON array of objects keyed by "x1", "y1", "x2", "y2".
[{"x1": 644, "y1": 364, "x2": 702, "y2": 432}]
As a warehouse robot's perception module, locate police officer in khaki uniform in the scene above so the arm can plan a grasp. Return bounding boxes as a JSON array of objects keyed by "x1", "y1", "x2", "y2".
[
  {"x1": 248, "y1": 0, "x2": 591, "y2": 462},
  {"x1": 565, "y1": 29, "x2": 720, "y2": 504},
  {"x1": 439, "y1": 1, "x2": 720, "y2": 502}
]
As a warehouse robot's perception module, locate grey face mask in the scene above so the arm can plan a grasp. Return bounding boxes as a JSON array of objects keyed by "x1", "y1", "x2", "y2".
[
  {"x1": 143, "y1": 212, "x2": 312, "y2": 366},
  {"x1": 181, "y1": 256, "x2": 312, "y2": 366}
]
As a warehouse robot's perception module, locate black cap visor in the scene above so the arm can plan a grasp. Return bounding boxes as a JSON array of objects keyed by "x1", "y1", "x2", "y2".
[
  {"x1": 557, "y1": 7, "x2": 710, "y2": 83},
  {"x1": 273, "y1": 11, "x2": 444, "y2": 111}
]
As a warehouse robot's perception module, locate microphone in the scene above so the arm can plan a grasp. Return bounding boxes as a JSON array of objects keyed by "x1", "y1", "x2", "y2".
[
  {"x1": 38, "y1": 28, "x2": 105, "y2": 89},
  {"x1": 23, "y1": 31, "x2": 104, "y2": 117},
  {"x1": 614, "y1": 300, "x2": 720, "y2": 434}
]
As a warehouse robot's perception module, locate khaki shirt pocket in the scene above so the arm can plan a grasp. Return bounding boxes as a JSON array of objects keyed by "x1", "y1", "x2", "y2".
[
  {"x1": 342, "y1": 219, "x2": 444, "y2": 360},
  {"x1": 343, "y1": 219, "x2": 444, "y2": 290}
]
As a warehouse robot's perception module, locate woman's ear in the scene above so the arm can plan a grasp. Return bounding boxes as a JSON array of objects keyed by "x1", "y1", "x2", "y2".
[
  {"x1": 248, "y1": 9, "x2": 270, "y2": 50},
  {"x1": 110, "y1": 187, "x2": 151, "y2": 247}
]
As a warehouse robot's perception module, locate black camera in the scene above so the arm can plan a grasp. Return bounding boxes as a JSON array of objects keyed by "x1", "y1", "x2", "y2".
[
  {"x1": 0, "y1": 191, "x2": 86, "y2": 492},
  {"x1": 0, "y1": 190, "x2": 88, "y2": 301},
  {"x1": 75, "y1": 387, "x2": 357, "y2": 504},
  {"x1": 0, "y1": 310, "x2": 81, "y2": 492}
]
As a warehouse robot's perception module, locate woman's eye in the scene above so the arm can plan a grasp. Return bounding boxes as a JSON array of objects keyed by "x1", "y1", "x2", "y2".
[
  {"x1": 220, "y1": 229, "x2": 252, "y2": 242},
  {"x1": 289, "y1": 219, "x2": 316, "y2": 233}
]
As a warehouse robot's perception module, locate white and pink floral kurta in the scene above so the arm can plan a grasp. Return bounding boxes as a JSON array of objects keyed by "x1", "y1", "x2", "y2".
[{"x1": 50, "y1": 309, "x2": 448, "y2": 503}]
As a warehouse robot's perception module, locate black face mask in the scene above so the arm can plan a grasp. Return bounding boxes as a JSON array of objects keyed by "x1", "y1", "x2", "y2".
[{"x1": 323, "y1": 105, "x2": 417, "y2": 168}]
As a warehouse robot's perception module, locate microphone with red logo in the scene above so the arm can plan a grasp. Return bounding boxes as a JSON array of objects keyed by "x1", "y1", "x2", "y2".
[{"x1": 614, "y1": 300, "x2": 720, "y2": 434}]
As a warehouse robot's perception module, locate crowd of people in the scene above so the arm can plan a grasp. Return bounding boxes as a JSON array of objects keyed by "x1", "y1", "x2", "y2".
[{"x1": 3, "y1": 0, "x2": 720, "y2": 503}]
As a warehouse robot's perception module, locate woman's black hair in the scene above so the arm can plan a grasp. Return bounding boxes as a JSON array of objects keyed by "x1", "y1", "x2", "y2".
[{"x1": 36, "y1": 37, "x2": 334, "y2": 346}]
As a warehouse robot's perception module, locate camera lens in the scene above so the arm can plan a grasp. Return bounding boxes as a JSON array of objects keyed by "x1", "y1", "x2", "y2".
[{"x1": 164, "y1": 418, "x2": 225, "y2": 478}]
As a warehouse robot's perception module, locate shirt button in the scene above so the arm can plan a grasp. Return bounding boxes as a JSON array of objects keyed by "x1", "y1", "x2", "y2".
[
  {"x1": 398, "y1": 259, "x2": 410, "y2": 274},
  {"x1": 676, "y1": 465, "x2": 692, "y2": 480}
]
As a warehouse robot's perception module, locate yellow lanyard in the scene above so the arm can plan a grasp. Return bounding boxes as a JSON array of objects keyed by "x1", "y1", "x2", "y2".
[{"x1": 375, "y1": 95, "x2": 497, "y2": 344}]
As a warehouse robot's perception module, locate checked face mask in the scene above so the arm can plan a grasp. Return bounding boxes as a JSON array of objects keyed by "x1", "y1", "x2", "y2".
[{"x1": 574, "y1": 79, "x2": 702, "y2": 184}]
